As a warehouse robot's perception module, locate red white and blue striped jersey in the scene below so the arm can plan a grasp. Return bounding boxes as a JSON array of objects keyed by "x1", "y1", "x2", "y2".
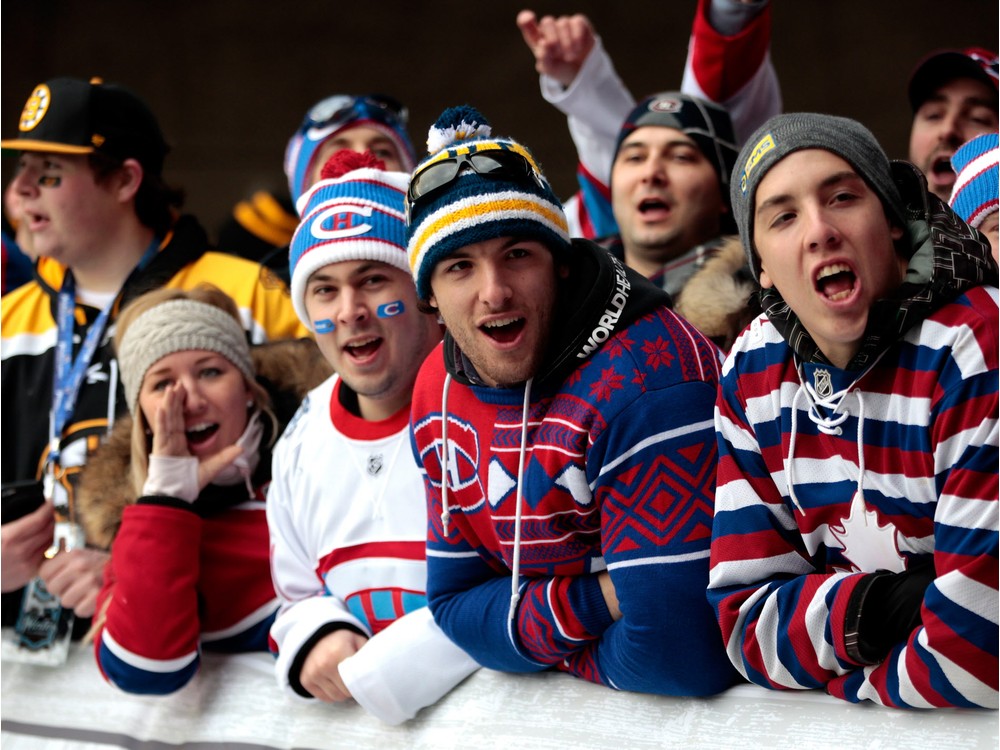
[{"x1": 709, "y1": 287, "x2": 999, "y2": 708}]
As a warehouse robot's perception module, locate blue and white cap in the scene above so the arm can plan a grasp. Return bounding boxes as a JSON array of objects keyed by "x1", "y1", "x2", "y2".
[
  {"x1": 283, "y1": 94, "x2": 416, "y2": 206},
  {"x1": 289, "y1": 150, "x2": 410, "y2": 331}
]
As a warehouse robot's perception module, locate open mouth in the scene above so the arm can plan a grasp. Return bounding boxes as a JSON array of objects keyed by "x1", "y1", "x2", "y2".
[
  {"x1": 638, "y1": 197, "x2": 669, "y2": 215},
  {"x1": 344, "y1": 336, "x2": 382, "y2": 360},
  {"x1": 186, "y1": 423, "x2": 219, "y2": 445},
  {"x1": 815, "y1": 263, "x2": 856, "y2": 301},
  {"x1": 480, "y1": 316, "x2": 525, "y2": 344},
  {"x1": 931, "y1": 155, "x2": 956, "y2": 181}
]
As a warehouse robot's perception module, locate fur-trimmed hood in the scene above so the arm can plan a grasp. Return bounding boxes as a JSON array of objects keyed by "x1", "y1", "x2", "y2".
[
  {"x1": 674, "y1": 236, "x2": 759, "y2": 352},
  {"x1": 77, "y1": 337, "x2": 331, "y2": 550}
]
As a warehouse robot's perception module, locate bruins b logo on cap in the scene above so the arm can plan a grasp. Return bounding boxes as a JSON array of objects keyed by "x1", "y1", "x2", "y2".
[{"x1": 20, "y1": 84, "x2": 51, "y2": 132}]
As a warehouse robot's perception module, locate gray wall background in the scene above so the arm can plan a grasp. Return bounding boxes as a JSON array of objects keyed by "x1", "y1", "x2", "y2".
[{"x1": 3, "y1": 1, "x2": 998, "y2": 239}]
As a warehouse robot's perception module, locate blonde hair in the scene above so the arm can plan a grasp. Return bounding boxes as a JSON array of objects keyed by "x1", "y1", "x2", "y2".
[{"x1": 114, "y1": 285, "x2": 276, "y2": 496}]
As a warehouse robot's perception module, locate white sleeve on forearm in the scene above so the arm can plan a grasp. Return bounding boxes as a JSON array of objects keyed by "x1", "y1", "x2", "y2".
[
  {"x1": 143, "y1": 454, "x2": 199, "y2": 502},
  {"x1": 539, "y1": 36, "x2": 636, "y2": 186},
  {"x1": 339, "y1": 606, "x2": 480, "y2": 725}
]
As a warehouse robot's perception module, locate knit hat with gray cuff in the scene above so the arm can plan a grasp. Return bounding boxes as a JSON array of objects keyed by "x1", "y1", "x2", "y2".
[
  {"x1": 731, "y1": 112, "x2": 906, "y2": 281},
  {"x1": 117, "y1": 299, "x2": 254, "y2": 415}
]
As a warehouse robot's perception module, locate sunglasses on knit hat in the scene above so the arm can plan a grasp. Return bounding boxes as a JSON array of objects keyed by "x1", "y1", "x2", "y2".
[
  {"x1": 303, "y1": 94, "x2": 409, "y2": 133},
  {"x1": 405, "y1": 146, "x2": 545, "y2": 222}
]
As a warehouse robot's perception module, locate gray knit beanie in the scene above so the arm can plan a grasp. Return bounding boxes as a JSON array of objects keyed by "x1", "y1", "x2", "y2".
[
  {"x1": 117, "y1": 299, "x2": 254, "y2": 415},
  {"x1": 731, "y1": 113, "x2": 906, "y2": 280}
]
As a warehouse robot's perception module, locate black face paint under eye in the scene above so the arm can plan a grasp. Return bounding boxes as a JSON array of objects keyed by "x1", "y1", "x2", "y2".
[{"x1": 38, "y1": 175, "x2": 62, "y2": 188}]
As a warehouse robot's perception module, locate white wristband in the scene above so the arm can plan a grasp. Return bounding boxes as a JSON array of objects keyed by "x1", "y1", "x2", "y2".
[{"x1": 143, "y1": 454, "x2": 200, "y2": 502}]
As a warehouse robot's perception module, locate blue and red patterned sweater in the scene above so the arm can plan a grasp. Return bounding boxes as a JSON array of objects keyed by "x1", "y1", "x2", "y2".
[{"x1": 410, "y1": 240, "x2": 738, "y2": 696}]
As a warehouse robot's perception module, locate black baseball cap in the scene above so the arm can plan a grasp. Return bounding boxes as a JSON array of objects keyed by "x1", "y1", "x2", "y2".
[
  {"x1": 907, "y1": 48, "x2": 999, "y2": 113},
  {"x1": 1, "y1": 77, "x2": 169, "y2": 175}
]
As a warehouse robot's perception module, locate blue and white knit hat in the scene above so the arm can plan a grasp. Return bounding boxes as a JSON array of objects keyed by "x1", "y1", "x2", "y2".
[
  {"x1": 950, "y1": 132, "x2": 999, "y2": 229},
  {"x1": 289, "y1": 150, "x2": 410, "y2": 330},
  {"x1": 283, "y1": 94, "x2": 417, "y2": 206},
  {"x1": 406, "y1": 106, "x2": 571, "y2": 301}
]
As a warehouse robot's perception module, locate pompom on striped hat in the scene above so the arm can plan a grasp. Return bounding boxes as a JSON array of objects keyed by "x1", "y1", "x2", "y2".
[
  {"x1": 949, "y1": 132, "x2": 999, "y2": 230},
  {"x1": 405, "y1": 106, "x2": 571, "y2": 301},
  {"x1": 289, "y1": 149, "x2": 410, "y2": 331}
]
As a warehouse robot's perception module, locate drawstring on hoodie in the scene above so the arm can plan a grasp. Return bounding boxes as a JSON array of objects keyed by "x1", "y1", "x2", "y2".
[
  {"x1": 214, "y1": 411, "x2": 264, "y2": 500},
  {"x1": 437, "y1": 372, "x2": 533, "y2": 622},
  {"x1": 786, "y1": 363, "x2": 877, "y2": 515},
  {"x1": 439, "y1": 374, "x2": 454, "y2": 537},
  {"x1": 508, "y1": 377, "x2": 533, "y2": 621}
]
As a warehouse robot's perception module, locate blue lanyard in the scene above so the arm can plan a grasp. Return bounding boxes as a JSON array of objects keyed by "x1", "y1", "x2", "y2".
[{"x1": 47, "y1": 238, "x2": 161, "y2": 469}]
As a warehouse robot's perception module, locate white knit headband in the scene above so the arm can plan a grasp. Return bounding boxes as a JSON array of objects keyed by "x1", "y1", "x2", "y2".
[{"x1": 117, "y1": 299, "x2": 254, "y2": 414}]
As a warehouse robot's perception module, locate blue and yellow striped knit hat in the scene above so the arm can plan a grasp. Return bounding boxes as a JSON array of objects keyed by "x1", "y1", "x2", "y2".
[{"x1": 406, "y1": 106, "x2": 571, "y2": 301}]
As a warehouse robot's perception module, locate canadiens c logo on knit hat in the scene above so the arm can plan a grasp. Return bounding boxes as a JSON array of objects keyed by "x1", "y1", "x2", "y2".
[
  {"x1": 648, "y1": 97, "x2": 683, "y2": 114},
  {"x1": 19, "y1": 84, "x2": 51, "y2": 131},
  {"x1": 309, "y1": 203, "x2": 375, "y2": 240}
]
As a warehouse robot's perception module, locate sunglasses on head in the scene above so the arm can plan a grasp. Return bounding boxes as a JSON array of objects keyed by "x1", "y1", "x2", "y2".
[
  {"x1": 303, "y1": 94, "x2": 409, "y2": 133},
  {"x1": 405, "y1": 148, "x2": 544, "y2": 222}
]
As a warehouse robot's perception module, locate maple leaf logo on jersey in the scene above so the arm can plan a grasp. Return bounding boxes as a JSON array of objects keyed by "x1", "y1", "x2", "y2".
[{"x1": 829, "y1": 492, "x2": 905, "y2": 573}]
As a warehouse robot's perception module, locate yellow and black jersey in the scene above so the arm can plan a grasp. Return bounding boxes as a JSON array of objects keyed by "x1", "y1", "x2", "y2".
[{"x1": 1, "y1": 214, "x2": 307, "y2": 502}]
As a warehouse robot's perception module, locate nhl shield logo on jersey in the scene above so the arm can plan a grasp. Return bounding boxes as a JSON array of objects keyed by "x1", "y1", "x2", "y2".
[
  {"x1": 367, "y1": 453, "x2": 384, "y2": 476},
  {"x1": 813, "y1": 368, "x2": 833, "y2": 399}
]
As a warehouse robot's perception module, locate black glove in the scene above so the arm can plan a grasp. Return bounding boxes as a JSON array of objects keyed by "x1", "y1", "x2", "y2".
[{"x1": 844, "y1": 556, "x2": 936, "y2": 665}]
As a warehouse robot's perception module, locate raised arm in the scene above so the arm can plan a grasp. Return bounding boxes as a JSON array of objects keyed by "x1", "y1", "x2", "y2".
[
  {"x1": 520, "y1": 1, "x2": 781, "y2": 239},
  {"x1": 517, "y1": 9, "x2": 633, "y2": 239},
  {"x1": 682, "y1": 0, "x2": 781, "y2": 143}
]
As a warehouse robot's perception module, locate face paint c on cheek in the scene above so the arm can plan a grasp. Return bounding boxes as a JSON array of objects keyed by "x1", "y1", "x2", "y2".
[
  {"x1": 377, "y1": 300, "x2": 405, "y2": 318},
  {"x1": 314, "y1": 318, "x2": 336, "y2": 333}
]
